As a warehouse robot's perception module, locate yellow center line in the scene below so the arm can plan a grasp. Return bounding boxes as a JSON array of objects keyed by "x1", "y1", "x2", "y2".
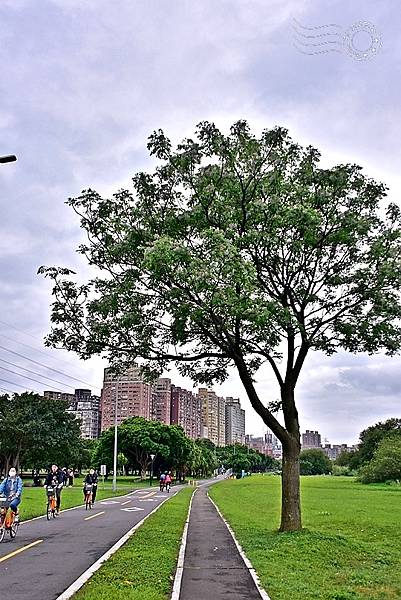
[
  {"x1": 84, "y1": 511, "x2": 105, "y2": 521},
  {"x1": 0, "y1": 539, "x2": 43, "y2": 563},
  {"x1": 121, "y1": 500, "x2": 131, "y2": 506}
]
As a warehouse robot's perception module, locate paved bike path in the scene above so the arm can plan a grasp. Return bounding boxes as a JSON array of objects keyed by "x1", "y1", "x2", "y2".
[
  {"x1": 0, "y1": 487, "x2": 179, "y2": 600},
  {"x1": 179, "y1": 483, "x2": 264, "y2": 600}
]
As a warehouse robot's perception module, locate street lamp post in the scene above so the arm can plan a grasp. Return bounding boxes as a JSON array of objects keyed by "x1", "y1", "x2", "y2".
[
  {"x1": 112, "y1": 385, "x2": 119, "y2": 492},
  {"x1": 0, "y1": 155, "x2": 17, "y2": 163},
  {"x1": 149, "y1": 454, "x2": 155, "y2": 487}
]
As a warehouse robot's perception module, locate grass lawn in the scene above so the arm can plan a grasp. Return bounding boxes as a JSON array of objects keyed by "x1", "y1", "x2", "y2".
[
  {"x1": 19, "y1": 477, "x2": 155, "y2": 521},
  {"x1": 210, "y1": 475, "x2": 401, "y2": 600},
  {"x1": 74, "y1": 487, "x2": 193, "y2": 600}
]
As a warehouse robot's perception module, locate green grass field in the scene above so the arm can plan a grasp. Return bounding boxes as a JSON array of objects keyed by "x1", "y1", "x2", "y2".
[
  {"x1": 210, "y1": 475, "x2": 401, "y2": 600},
  {"x1": 75, "y1": 487, "x2": 193, "y2": 600},
  {"x1": 18, "y1": 477, "x2": 155, "y2": 521}
]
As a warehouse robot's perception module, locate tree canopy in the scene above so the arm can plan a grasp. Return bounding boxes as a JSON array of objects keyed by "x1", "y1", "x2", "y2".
[
  {"x1": 40, "y1": 121, "x2": 401, "y2": 531},
  {"x1": 0, "y1": 392, "x2": 82, "y2": 473},
  {"x1": 300, "y1": 449, "x2": 332, "y2": 475},
  {"x1": 359, "y1": 435, "x2": 401, "y2": 483}
]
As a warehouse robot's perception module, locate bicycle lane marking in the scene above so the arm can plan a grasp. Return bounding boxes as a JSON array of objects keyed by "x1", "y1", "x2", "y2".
[
  {"x1": 84, "y1": 511, "x2": 105, "y2": 522},
  {"x1": 0, "y1": 539, "x2": 43, "y2": 564},
  {"x1": 19, "y1": 489, "x2": 139, "y2": 526}
]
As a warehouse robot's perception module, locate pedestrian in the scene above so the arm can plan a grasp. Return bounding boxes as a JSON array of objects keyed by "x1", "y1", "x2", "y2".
[
  {"x1": 68, "y1": 468, "x2": 74, "y2": 487},
  {"x1": 62, "y1": 467, "x2": 69, "y2": 487}
]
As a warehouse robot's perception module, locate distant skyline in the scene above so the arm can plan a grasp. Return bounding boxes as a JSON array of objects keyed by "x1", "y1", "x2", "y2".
[{"x1": 1, "y1": 1, "x2": 400, "y2": 445}]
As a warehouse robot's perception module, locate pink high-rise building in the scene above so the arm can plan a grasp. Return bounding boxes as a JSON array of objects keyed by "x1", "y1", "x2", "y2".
[
  {"x1": 100, "y1": 365, "x2": 151, "y2": 431},
  {"x1": 151, "y1": 377, "x2": 171, "y2": 425},
  {"x1": 171, "y1": 385, "x2": 201, "y2": 439}
]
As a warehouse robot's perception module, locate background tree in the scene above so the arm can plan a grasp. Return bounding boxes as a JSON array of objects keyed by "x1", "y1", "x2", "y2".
[
  {"x1": 92, "y1": 428, "x2": 115, "y2": 475},
  {"x1": 359, "y1": 435, "x2": 401, "y2": 483},
  {"x1": 353, "y1": 418, "x2": 401, "y2": 468},
  {"x1": 190, "y1": 439, "x2": 217, "y2": 477},
  {"x1": 300, "y1": 449, "x2": 332, "y2": 475},
  {"x1": 40, "y1": 121, "x2": 401, "y2": 531},
  {"x1": 0, "y1": 392, "x2": 82, "y2": 474}
]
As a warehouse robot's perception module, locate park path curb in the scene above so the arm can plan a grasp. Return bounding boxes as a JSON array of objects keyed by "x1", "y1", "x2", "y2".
[
  {"x1": 207, "y1": 493, "x2": 271, "y2": 600},
  {"x1": 56, "y1": 490, "x2": 179, "y2": 600}
]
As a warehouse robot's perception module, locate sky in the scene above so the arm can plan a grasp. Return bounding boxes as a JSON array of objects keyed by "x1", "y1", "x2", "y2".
[{"x1": 0, "y1": 0, "x2": 400, "y2": 445}]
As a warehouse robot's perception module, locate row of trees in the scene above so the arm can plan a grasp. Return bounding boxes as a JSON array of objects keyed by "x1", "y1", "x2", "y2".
[
  {"x1": 298, "y1": 417, "x2": 401, "y2": 482},
  {"x1": 93, "y1": 417, "x2": 278, "y2": 479},
  {"x1": 0, "y1": 391, "x2": 277, "y2": 481}
]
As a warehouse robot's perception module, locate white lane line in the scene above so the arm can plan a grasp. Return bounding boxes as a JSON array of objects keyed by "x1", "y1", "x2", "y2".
[
  {"x1": 207, "y1": 493, "x2": 271, "y2": 600},
  {"x1": 84, "y1": 511, "x2": 105, "y2": 521},
  {"x1": 56, "y1": 494, "x2": 175, "y2": 600},
  {"x1": 0, "y1": 539, "x2": 43, "y2": 563},
  {"x1": 170, "y1": 488, "x2": 197, "y2": 600},
  {"x1": 121, "y1": 500, "x2": 131, "y2": 506}
]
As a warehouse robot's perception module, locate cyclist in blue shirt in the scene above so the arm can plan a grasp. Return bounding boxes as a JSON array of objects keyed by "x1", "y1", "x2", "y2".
[{"x1": 0, "y1": 467, "x2": 23, "y2": 522}]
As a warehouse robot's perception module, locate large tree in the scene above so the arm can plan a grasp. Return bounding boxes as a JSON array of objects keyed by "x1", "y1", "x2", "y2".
[
  {"x1": 0, "y1": 392, "x2": 82, "y2": 473},
  {"x1": 39, "y1": 121, "x2": 401, "y2": 531}
]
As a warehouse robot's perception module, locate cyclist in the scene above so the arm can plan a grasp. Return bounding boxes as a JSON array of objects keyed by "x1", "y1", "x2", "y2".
[
  {"x1": 159, "y1": 472, "x2": 166, "y2": 491},
  {"x1": 83, "y1": 469, "x2": 98, "y2": 503},
  {"x1": 0, "y1": 467, "x2": 23, "y2": 522},
  {"x1": 44, "y1": 464, "x2": 64, "y2": 514},
  {"x1": 164, "y1": 472, "x2": 172, "y2": 493}
]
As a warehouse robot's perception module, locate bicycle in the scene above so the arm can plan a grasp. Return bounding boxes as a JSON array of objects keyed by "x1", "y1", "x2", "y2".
[
  {"x1": 46, "y1": 486, "x2": 57, "y2": 520},
  {"x1": 84, "y1": 484, "x2": 93, "y2": 510},
  {"x1": 0, "y1": 496, "x2": 19, "y2": 542}
]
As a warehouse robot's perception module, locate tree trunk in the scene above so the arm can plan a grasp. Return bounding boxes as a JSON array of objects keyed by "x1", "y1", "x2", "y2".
[{"x1": 280, "y1": 441, "x2": 301, "y2": 531}]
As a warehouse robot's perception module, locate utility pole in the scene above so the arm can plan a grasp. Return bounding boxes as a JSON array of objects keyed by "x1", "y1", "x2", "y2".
[{"x1": 112, "y1": 382, "x2": 119, "y2": 492}]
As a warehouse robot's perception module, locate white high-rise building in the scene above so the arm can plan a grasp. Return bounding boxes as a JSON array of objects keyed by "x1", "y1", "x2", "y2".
[{"x1": 225, "y1": 397, "x2": 245, "y2": 445}]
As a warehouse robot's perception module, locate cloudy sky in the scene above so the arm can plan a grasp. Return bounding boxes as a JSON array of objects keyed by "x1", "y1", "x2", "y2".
[{"x1": 0, "y1": 0, "x2": 400, "y2": 444}]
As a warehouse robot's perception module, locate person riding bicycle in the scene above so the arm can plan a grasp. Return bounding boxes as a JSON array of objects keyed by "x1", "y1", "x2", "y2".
[
  {"x1": 0, "y1": 467, "x2": 23, "y2": 522},
  {"x1": 83, "y1": 469, "x2": 98, "y2": 503},
  {"x1": 44, "y1": 464, "x2": 64, "y2": 514},
  {"x1": 159, "y1": 472, "x2": 166, "y2": 491},
  {"x1": 164, "y1": 472, "x2": 172, "y2": 492}
]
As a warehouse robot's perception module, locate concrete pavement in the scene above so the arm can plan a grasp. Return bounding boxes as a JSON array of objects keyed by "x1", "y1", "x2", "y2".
[
  {"x1": 179, "y1": 483, "x2": 265, "y2": 600},
  {"x1": 0, "y1": 486, "x2": 179, "y2": 599}
]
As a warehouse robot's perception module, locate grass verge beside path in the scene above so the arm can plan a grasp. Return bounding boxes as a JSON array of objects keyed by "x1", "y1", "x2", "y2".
[
  {"x1": 209, "y1": 475, "x2": 401, "y2": 600},
  {"x1": 74, "y1": 487, "x2": 193, "y2": 600}
]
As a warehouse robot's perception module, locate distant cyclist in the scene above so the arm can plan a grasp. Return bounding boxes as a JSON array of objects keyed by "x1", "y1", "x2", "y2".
[
  {"x1": 159, "y1": 472, "x2": 166, "y2": 491},
  {"x1": 0, "y1": 467, "x2": 23, "y2": 522},
  {"x1": 83, "y1": 469, "x2": 98, "y2": 504},
  {"x1": 44, "y1": 464, "x2": 64, "y2": 514},
  {"x1": 164, "y1": 472, "x2": 172, "y2": 493}
]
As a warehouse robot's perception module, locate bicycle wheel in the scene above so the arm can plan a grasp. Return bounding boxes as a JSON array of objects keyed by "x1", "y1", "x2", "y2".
[
  {"x1": 47, "y1": 501, "x2": 51, "y2": 520},
  {"x1": 85, "y1": 494, "x2": 90, "y2": 510},
  {"x1": 10, "y1": 520, "x2": 19, "y2": 539},
  {"x1": 0, "y1": 526, "x2": 5, "y2": 543}
]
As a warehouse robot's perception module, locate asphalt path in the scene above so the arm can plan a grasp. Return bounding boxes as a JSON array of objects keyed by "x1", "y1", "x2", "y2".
[
  {"x1": 0, "y1": 485, "x2": 180, "y2": 599},
  {"x1": 179, "y1": 482, "x2": 263, "y2": 600}
]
